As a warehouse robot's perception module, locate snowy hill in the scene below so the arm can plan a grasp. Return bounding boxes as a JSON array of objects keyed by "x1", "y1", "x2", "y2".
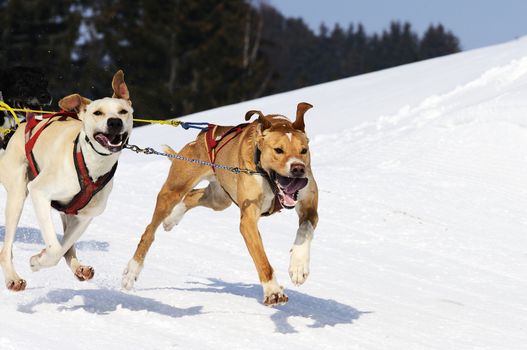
[{"x1": 2, "y1": 37, "x2": 527, "y2": 350}]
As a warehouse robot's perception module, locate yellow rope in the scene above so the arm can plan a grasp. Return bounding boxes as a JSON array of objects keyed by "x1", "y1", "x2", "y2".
[
  {"x1": 0, "y1": 105, "x2": 184, "y2": 128},
  {"x1": 132, "y1": 118, "x2": 182, "y2": 127},
  {"x1": 0, "y1": 101, "x2": 23, "y2": 125},
  {"x1": 0, "y1": 127, "x2": 13, "y2": 135}
]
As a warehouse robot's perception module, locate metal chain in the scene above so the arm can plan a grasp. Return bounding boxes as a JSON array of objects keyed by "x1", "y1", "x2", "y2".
[{"x1": 124, "y1": 143, "x2": 264, "y2": 176}]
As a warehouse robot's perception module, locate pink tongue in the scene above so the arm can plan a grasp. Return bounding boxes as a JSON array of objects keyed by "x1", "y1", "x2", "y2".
[
  {"x1": 95, "y1": 134, "x2": 110, "y2": 146},
  {"x1": 282, "y1": 194, "x2": 297, "y2": 207},
  {"x1": 284, "y1": 178, "x2": 308, "y2": 194}
]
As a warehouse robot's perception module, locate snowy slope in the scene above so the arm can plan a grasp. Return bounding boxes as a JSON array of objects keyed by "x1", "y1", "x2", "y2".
[{"x1": 2, "y1": 37, "x2": 527, "y2": 350}]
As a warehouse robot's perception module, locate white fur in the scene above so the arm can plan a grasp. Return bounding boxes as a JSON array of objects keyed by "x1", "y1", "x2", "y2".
[
  {"x1": 0, "y1": 95, "x2": 132, "y2": 289},
  {"x1": 286, "y1": 132, "x2": 292, "y2": 141},
  {"x1": 285, "y1": 157, "x2": 305, "y2": 173},
  {"x1": 272, "y1": 115, "x2": 290, "y2": 121},
  {"x1": 262, "y1": 273, "x2": 287, "y2": 304},
  {"x1": 163, "y1": 202, "x2": 187, "y2": 231},
  {"x1": 253, "y1": 175, "x2": 275, "y2": 215},
  {"x1": 289, "y1": 221, "x2": 314, "y2": 285},
  {"x1": 122, "y1": 259, "x2": 143, "y2": 290}
]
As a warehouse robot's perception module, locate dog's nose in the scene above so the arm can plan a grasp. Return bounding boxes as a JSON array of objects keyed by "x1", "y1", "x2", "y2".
[
  {"x1": 290, "y1": 163, "x2": 305, "y2": 178},
  {"x1": 107, "y1": 118, "x2": 123, "y2": 132}
]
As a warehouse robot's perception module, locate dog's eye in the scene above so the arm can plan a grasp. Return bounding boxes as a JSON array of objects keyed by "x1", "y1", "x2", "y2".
[
  {"x1": 93, "y1": 110, "x2": 103, "y2": 116},
  {"x1": 274, "y1": 148, "x2": 284, "y2": 154},
  {"x1": 119, "y1": 109, "x2": 128, "y2": 115},
  {"x1": 300, "y1": 148, "x2": 308, "y2": 154}
]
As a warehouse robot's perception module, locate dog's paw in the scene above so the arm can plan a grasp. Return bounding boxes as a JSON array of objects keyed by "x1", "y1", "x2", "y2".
[
  {"x1": 6, "y1": 279, "x2": 27, "y2": 292},
  {"x1": 162, "y1": 220, "x2": 176, "y2": 232},
  {"x1": 289, "y1": 246, "x2": 310, "y2": 286},
  {"x1": 262, "y1": 278, "x2": 288, "y2": 306},
  {"x1": 29, "y1": 249, "x2": 46, "y2": 272},
  {"x1": 30, "y1": 248, "x2": 60, "y2": 271},
  {"x1": 163, "y1": 203, "x2": 187, "y2": 232},
  {"x1": 74, "y1": 265, "x2": 95, "y2": 281},
  {"x1": 263, "y1": 289, "x2": 288, "y2": 306},
  {"x1": 122, "y1": 259, "x2": 143, "y2": 290},
  {"x1": 288, "y1": 264, "x2": 309, "y2": 286}
]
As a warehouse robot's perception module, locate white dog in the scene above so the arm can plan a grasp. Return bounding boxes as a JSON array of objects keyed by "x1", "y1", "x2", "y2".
[{"x1": 0, "y1": 70, "x2": 133, "y2": 291}]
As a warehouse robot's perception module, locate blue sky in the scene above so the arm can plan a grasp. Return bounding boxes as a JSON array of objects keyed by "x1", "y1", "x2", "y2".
[{"x1": 270, "y1": 0, "x2": 527, "y2": 50}]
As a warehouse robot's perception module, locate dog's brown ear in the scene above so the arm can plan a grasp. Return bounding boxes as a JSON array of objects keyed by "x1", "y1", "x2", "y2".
[
  {"x1": 292, "y1": 102, "x2": 313, "y2": 132},
  {"x1": 246, "y1": 109, "x2": 272, "y2": 131},
  {"x1": 58, "y1": 94, "x2": 91, "y2": 112},
  {"x1": 244, "y1": 110, "x2": 264, "y2": 121},
  {"x1": 112, "y1": 70, "x2": 130, "y2": 101},
  {"x1": 258, "y1": 115, "x2": 272, "y2": 131}
]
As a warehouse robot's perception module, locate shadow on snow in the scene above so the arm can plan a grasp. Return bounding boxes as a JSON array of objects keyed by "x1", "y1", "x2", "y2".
[
  {"x1": 17, "y1": 288, "x2": 203, "y2": 319},
  {"x1": 0, "y1": 225, "x2": 109, "y2": 251},
  {"x1": 141, "y1": 278, "x2": 370, "y2": 334}
]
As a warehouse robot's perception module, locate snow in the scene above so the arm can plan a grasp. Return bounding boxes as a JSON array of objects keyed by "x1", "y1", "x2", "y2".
[{"x1": 2, "y1": 36, "x2": 527, "y2": 349}]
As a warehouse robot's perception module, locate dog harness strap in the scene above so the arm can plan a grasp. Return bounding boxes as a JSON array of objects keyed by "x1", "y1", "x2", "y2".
[
  {"x1": 24, "y1": 112, "x2": 117, "y2": 215},
  {"x1": 51, "y1": 136, "x2": 118, "y2": 215},
  {"x1": 205, "y1": 124, "x2": 219, "y2": 165},
  {"x1": 205, "y1": 123, "x2": 250, "y2": 172},
  {"x1": 25, "y1": 111, "x2": 78, "y2": 179}
]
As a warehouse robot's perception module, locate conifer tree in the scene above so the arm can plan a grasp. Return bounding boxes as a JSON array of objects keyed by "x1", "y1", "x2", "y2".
[
  {"x1": 0, "y1": 0, "x2": 81, "y2": 99},
  {"x1": 420, "y1": 24, "x2": 460, "y2": 59}
]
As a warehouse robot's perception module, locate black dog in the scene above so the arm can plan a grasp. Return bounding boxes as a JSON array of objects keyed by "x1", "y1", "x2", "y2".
[{"x1": 0, "y1": 67, "x2": 52, "y2": 150}]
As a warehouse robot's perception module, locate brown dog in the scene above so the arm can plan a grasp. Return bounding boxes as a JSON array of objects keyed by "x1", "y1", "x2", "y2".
[{"x1": 122, "y1": 103, "x2": 318, "y2": 306}]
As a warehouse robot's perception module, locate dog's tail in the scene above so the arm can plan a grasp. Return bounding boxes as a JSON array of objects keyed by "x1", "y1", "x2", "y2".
[
  {"x1": 162, "y1": 144, "x2": 176, "y2": 154},
  {"x1": 162, "y1": 144, "x2": 177, "y2": 161}
]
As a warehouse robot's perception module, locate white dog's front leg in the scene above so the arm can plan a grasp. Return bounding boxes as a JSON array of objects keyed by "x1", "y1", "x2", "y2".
[
  {"x1": 28, "y1": 185, "x2": 63, "y2": 271},
  {"x1": 289, "y1": 221, "x2": 314, "y2": 286},
  {"x1": 61, "y1": 214, "x2": 94, "y2": 280},
  {"x1": 0, "y1": 177, "x2": 29, "y2": 291}
]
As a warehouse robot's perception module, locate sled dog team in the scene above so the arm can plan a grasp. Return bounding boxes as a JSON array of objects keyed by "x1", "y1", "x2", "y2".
[{"x1": 0, "y1": 70, "x2": 318, "y2": 306}]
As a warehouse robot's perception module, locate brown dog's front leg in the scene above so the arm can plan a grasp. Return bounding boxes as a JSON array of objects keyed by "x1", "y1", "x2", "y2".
[
  {"x1": 239, "y1": 199, "x2": 288, "y2": 306},
  {"x1": 289, "y1": 182, "x2": 319, "y2": 286},
  {"x1": 122, "y1": 183, "x2": 185, "y2": 290},
  {"x1": 122, "y1": 220, "x2": 163, "y2": 290}
]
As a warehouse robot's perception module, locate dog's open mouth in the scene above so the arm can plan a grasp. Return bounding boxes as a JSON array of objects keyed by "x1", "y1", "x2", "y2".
[
  {"x1": 94, "y1": 132, "x2": 128, "y2": 153},
  {"x1": 272, "y1": 172, "x2": 309, "y2": 209}
]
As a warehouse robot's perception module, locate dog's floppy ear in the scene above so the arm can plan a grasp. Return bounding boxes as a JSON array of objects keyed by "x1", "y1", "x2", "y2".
[
  {"x1": 245, "y1": 109, "x2": 272, "y2": 132},
  {"x1": 292, "y1": 102, "x2": 313, "y2": 132},
  {"x1": 258, "y1": 115, "x2": 272, "y2": 131},
  {"x1": 244, "y1": 110, "x2": 264, "y2": 121},
  {"x1": 58, "y1": 94, "x2": 91, "y2": 113},
  {"x1": 112, "y1": 70, "x2": 130, "y2": 102}
]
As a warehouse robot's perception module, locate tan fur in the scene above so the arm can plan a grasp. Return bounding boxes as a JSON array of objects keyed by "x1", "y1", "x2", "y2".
[{"x1": 122, "y1": 103, "x2": 318, "y2": 306}]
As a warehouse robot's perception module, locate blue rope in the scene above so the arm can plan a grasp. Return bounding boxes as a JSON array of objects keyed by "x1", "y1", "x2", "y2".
[{"x1": 180, "y1": 122, "x2": 210, "y2": 131}]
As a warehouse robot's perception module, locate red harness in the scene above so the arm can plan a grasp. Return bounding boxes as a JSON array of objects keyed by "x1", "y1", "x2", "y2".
[
  {"x1": 25, "y1": 112, "x2": 118, "y2": 215},
  {"x1": 205, "y1": 123, "x2": 249, "y2": 171},
  {"x1": 204, "y1": 123, "x2": 283, "y2": 215}
]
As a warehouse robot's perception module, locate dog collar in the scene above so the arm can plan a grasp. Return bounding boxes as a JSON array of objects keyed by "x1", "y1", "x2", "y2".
[{"x1": 253, "y1": 146, "x2": 285, "y2": 216}]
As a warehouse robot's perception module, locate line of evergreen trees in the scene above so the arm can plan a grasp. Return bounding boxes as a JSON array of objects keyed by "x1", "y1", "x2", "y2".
[{"x1": 0, "y1": 0, "x2": 460, "y2": 122}]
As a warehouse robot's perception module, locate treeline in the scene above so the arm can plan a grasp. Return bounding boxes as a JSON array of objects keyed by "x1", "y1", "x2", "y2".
[
  {"x1": 0, "y1": 0, "x2": 460, "y2": 121},
  {"x1": 260, "y1": 6, "x2": 460, "y2": 93}
]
